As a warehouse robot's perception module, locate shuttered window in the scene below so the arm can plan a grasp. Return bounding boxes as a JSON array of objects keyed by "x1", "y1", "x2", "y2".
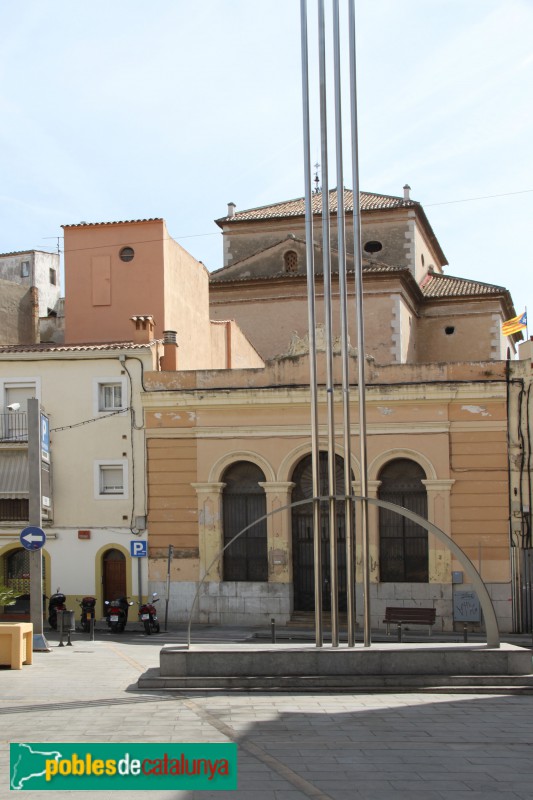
[
  {"x1": 222, "y1": 461, "x2": 267, "y2": 582},
  {"x1": 378, "y1": 459, "x2": 428, "y2": 583}
]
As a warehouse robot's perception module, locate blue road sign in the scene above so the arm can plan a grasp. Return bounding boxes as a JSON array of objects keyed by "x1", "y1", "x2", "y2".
[
  {"x1": 20, "y1": 526, "x2": 46, "y2": 551},
  {"x1": 130, "y1": 540, "x2": 147, "y2": 557},
  {"x1": 41, "y1": 413, "x2": 50, "y2": 463}
]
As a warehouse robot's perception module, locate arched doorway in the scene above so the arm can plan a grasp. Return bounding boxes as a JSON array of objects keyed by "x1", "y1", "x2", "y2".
[
  {"x1": 378, "y1": 458, "x2": 428, "y2": 582},
  {"x1": 222, "y1": 461, "x2": 268, "y2": 581},
  {"x1": 102, "y1": 549, "x2": 126, "y2": 612},
  {"x1": 291, "y1": 452, "x2": 351, "y2": 612},
  {"x1": 2, "y1": 547, "x2": 46, "y2": 616}
]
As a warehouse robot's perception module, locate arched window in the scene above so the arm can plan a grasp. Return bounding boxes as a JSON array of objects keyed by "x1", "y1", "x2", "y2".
[
  {"x1": 378, "y1": 459, "x2": 428, "y2": 582},
  {"x1": 284, "y1": 250, "x2": 298, "y2": 273},
  {"x1": 222, "y1": 461, "x2": 267, "y2": 582},
  {"x1": 291, "y1": 452, "x2": 352, "y2": 611}
]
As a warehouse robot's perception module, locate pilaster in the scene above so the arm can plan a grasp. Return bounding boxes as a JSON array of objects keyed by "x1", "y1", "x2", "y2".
[
  {"x1": 422, "y1": 479, "x2": 455, "y2": 583},
  {"x1": 259, "y1": 482, "x2": 295, "y2": 583},
  {"x1": 191, "y1": 482, "x2": 225, "y2": 582}
]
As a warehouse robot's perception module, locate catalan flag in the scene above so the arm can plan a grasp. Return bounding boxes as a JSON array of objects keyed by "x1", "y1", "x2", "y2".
[{"x1": 502, "y1": 310, "x2": 527, "y2": 336}]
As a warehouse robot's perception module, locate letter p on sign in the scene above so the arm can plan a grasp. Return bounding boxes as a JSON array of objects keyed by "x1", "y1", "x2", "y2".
[{"x1": 130, "y1": 540, "x2": 148, "y2": 557}]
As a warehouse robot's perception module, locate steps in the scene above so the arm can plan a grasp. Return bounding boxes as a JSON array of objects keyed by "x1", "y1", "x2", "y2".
[
  {"x1": 136, "y1": 640, "x2": 533, "y2": 694},
  {"x1": 138, "y1": 668, "x2": 533, "y2": 694}
]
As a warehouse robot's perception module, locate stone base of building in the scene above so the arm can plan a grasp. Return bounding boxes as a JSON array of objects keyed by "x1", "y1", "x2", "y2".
[{"x1": 150, "y1": 579, "x2": 513, "y2": 633}]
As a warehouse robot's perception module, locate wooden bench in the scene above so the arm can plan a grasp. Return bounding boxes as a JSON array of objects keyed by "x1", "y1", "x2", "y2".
[{"x1": 384, "y1": 607, "x2": 436, "y2": 638}]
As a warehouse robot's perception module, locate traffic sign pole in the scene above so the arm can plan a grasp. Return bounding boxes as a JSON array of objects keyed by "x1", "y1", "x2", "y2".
[
  {"x1": 28, "y1": 398, "x2": 49, "y2": 652},
  {"x1": 130, "y1": 540, "x2": 147, "y2": 607}
]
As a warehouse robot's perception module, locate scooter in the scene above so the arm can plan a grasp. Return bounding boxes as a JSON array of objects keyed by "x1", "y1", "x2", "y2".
[
  {"x1": 138, "y1": 593, "x2": 160, "y2": 635},
  {"x1": 77, "y1": 595, "x2": 97, "y2": 632},
  {"x1": 48, "y1": 589, "x2": 66, "y2": 630},
  {"x1": 104, "y1": 596, "x2": 133, "y2": 633}
]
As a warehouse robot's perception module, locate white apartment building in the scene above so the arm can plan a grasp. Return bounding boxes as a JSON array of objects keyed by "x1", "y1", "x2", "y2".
[{"x1": 0, "y1": 340, "x2": 156, "y2": 622}]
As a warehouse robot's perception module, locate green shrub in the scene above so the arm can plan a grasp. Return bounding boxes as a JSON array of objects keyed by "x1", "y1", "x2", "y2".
[{"x1": 0, "y1": 585, "x2": 23, "y2": 606}]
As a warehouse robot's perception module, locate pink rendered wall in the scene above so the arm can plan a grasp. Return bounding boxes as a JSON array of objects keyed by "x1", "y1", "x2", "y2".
[
  {"x1": 162, "y1": 235, "x2": 212, "y2": 369},
  {"x1": 63, "y1": 220, "x2": 166, "y2": 344}
]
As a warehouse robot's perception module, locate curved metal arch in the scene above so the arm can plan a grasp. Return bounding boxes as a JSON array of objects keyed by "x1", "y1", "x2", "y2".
[{"x1": 187, "y1": 495, "x2": 500, "y2": 649}]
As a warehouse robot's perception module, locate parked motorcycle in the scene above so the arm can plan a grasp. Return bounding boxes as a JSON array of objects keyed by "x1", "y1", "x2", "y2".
[
  {"x1": 138, "y1": 593, "x2": 160, "y2": 635},
  {"x1": 77, "y1": 595, "x2": 97, "y2": 632},
  {"x1": 48, "y1": 589, "x2": 66, "y2": 630},
  {"x1": 104, "y1": 596, "x2": 133, "y2": 633}
]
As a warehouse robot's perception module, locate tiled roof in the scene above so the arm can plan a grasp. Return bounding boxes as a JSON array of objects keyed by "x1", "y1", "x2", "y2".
[
  {"x1": 421, "y1": 273, "x2": 507, "y2": 299},
  {"x1": 0, "y1": 249, "x2": 53, "y2": 258},
  {"x1": 210, "y1": 260, "x2": 404, "y2": 285},
  {"x1": 62, "y1": 218, "x2": 163, "y2": 229},
  {"x1": 0, "y1": 341, "x2": 154, "y2": 354},
  {"x1": 216, "y1": 189, "x2": 417, "y2": 224}
]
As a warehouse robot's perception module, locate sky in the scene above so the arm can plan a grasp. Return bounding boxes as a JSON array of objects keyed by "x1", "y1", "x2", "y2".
[{"x1": 1, "y1": 0, "x2": 532, "y2": 319}]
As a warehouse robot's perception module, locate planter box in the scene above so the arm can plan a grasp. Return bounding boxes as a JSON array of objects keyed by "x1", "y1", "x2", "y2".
[{"x1": 0, "y1": 622, "x2": 33, "y2": 669}]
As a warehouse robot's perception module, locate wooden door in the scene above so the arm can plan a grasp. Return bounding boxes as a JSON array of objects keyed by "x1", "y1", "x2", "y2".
[{"x1": 102, "y1": 549, "x2": 126, "y2": 613}]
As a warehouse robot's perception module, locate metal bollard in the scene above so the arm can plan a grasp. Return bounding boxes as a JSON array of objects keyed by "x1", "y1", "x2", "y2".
[
  {"x1": 463, "y1": 624, "x2": 468, "y2": 643},
  {"x1": 90, "y1": 616, "x2": 95, "y2": 642},
  {"x1": 271, "y1": 617, "x2": 276, "y2": 644},
  {"x1": 397, "y1": 623, "x2": 402, "y2": 643},
  {"x1": 58, "y1": 609, "x2": 65, "y2": 647}
]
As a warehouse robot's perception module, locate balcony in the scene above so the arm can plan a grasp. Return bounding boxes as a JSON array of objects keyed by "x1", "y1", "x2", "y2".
[{"x1": 0, "y1": 412, "x2": 28, "y2": 442}]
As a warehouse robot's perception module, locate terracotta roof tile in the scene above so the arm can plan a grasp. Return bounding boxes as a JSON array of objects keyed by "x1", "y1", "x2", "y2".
[
  {"x1": 0, "y1": 341, "x2": 154, "y2": 354},
  {"x1": 0, "y1": 249, "x2": 54, "y2": 258},
  {"x1": 421, "y1": 273, "x2": 507, "y2": 298},
  {"x1": 216, "y1": 189, "x2": 417, "y2": 224},
  {"x1": 62, "y1": 218, "x2": 163, "y2": 229},
  {"x1": 210, "y1": 260, "x2": 404, "y2": 285}
]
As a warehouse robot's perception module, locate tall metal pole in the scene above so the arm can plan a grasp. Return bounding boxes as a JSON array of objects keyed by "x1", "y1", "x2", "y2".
[
  {"x1": 332, "y1": 0, "x2": 356, "y2": 648},
  {"x1": 300, "y1": 0, "x2": 323, "y2": 646},
  {"x1": 28, "y1": 398, "x2": 48, "y2": 651},
  {"x1": 318, "y1": 0, "x2": 338, "y2": 648},
  {"x1": 348, "y1": 0, "x2": 371, "y2": 646}
]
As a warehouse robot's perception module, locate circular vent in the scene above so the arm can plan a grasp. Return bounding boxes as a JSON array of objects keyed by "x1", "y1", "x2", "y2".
[
  {"x1": 363, "y1": 240, "x2": 383, "y2": 254},
  {"x1": 119, "y1": 247, "x2": 135, "y2": 262}
]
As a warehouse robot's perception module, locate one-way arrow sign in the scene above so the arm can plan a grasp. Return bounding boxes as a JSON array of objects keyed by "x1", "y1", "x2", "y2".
[{"x1": 20, "y1": 526, "x2": 46, "y2": 551}]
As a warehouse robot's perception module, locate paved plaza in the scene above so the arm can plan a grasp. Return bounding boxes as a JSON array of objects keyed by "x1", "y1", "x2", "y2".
[{"x1": 2, "y1": 628, "x2": 533, "y2": 799}]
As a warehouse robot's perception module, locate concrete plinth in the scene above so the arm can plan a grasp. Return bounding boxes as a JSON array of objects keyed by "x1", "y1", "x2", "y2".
[{"x1": 137, "y1": 641, "x2": 533, "y2": 691}]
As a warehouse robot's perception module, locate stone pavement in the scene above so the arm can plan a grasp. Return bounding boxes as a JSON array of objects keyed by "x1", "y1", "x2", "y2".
[{"x1": 2, "y1": 627, "x2": 533, "y2": 799}]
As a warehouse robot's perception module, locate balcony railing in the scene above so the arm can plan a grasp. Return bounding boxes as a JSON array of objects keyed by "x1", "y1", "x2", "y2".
[{"x1": 0, "y1": 412, "x2": 28, "y2": 442}]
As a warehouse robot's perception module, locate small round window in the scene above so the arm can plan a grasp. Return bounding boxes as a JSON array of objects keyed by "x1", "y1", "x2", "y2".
[
  {"x1": 119, "y1": 247, "x2": 135, "y2": 262},
  {"x1": 363, "y1": 240, "x2": 383, "y2": 254}
]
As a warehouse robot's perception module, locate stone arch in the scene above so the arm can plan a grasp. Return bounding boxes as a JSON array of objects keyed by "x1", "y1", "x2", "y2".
[
  {"x1": 209, "y1": 450, "x2": 276, "y2": 484},
  {"x1": 278, "y1": 441, "x2": 360, "y2": 484},
  {"x1": 95, "y1": 542, "x2": 132, "y2": 616},
  {"x1": 368, "y1": 448, "x2": 438, "y2": 483}
]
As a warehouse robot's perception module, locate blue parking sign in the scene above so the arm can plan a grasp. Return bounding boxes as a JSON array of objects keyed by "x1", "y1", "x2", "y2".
[{"x1": 130, "y1": 540, "x2": 147, "y2": 557}]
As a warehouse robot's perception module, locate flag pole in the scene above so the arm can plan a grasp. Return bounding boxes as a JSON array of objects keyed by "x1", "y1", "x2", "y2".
[{"x1": 300, "y1": 0, "x2": 323, "y2": 648}]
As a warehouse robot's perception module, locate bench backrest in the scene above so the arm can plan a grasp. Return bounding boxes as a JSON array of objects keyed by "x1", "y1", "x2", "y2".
[{"x1": 384, "y1": 607, "x2": 436, "y2": 623}]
